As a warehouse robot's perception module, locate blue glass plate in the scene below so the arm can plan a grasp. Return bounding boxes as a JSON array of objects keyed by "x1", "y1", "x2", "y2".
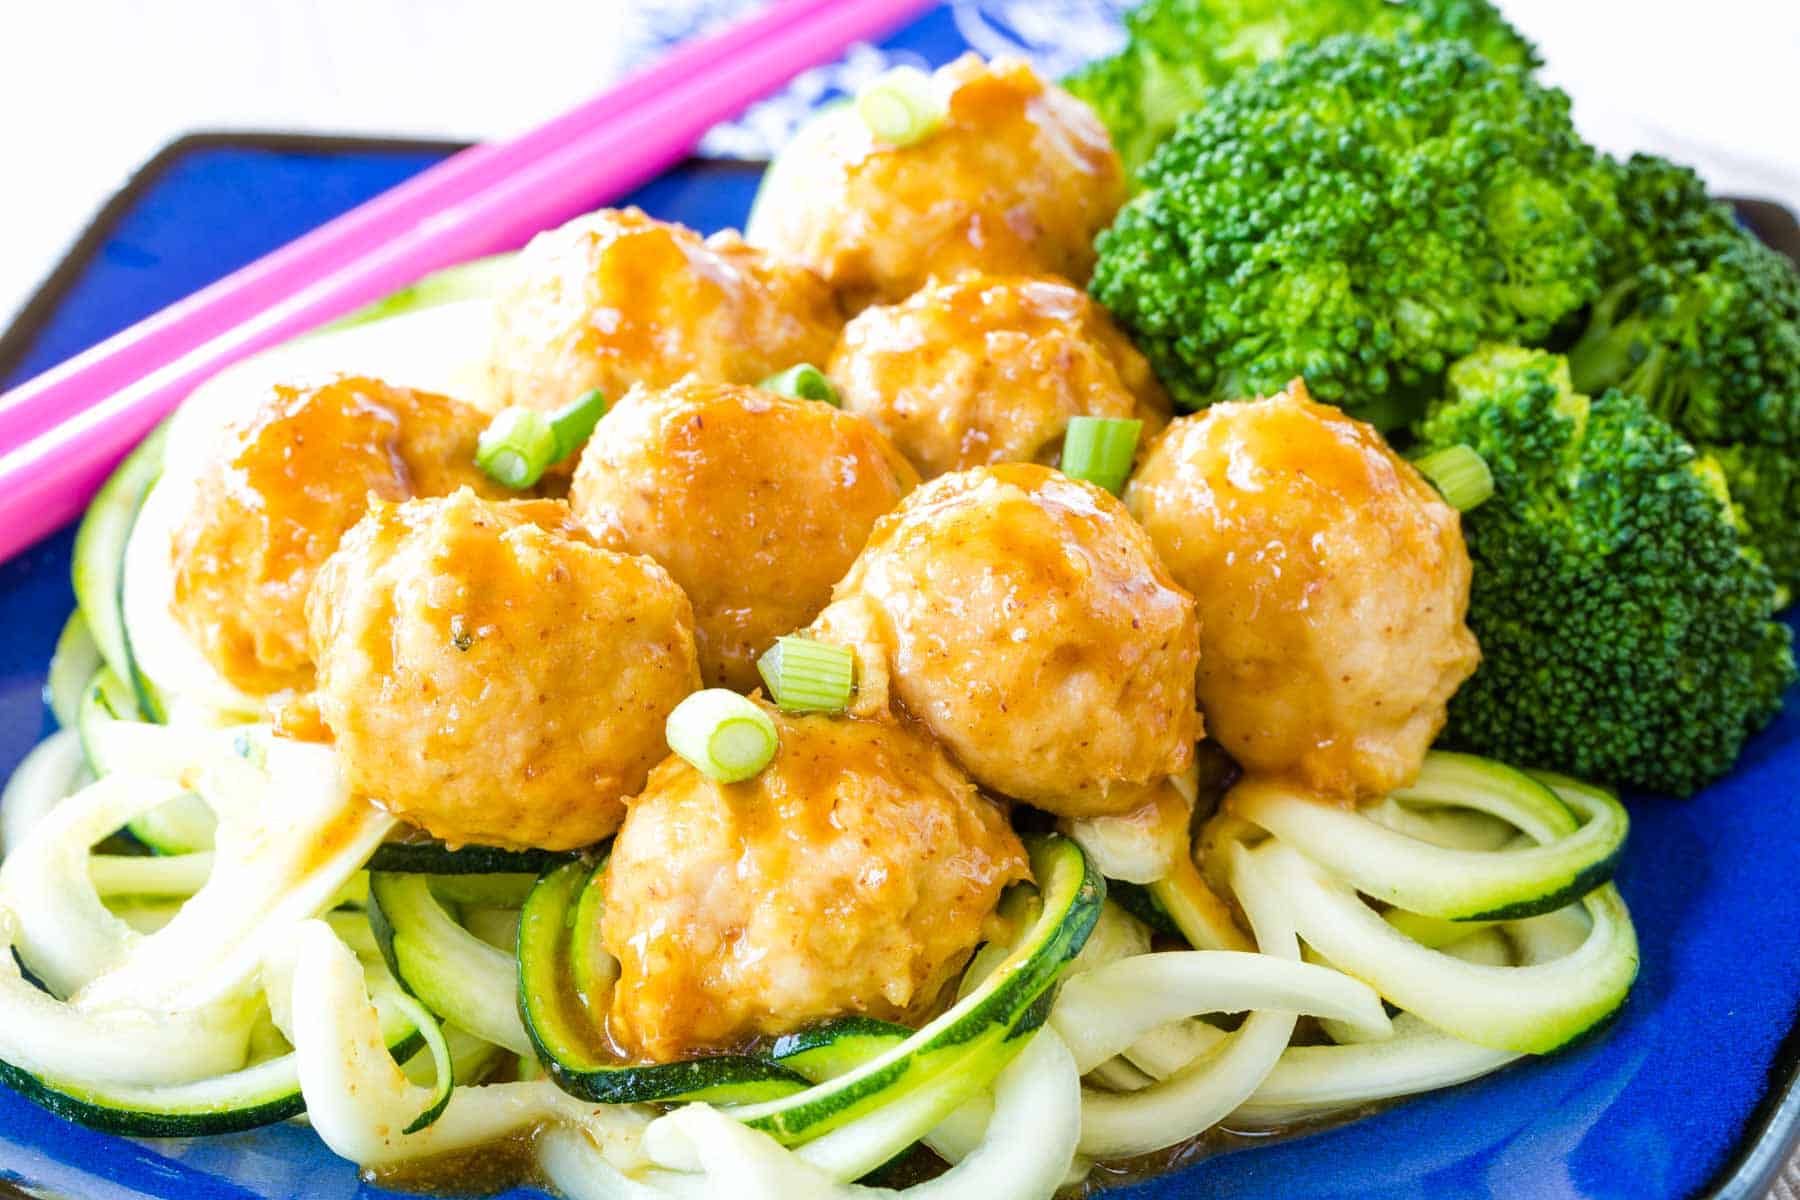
[{"x1": 2, "y1": 6, "x2": 1797, "y2": 1199}]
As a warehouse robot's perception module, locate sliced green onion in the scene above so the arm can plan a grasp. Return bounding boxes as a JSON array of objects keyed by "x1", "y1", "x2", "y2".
[
  {"x1": 666, "y1": 690, "x2": 779, "y2": 783},
  {"x1": 476, "y1": 409, "x2": 554, "y2": 489},
  {"x1": 1060, "y1": 416, "x2": 1143, "y2": 495},
  {"x1": 549, "y1": 389, "x2": 609, "y2": 457},
  {"x1": 1412, "y1": 444, "x2": 1494, "y2": 512},
  {"x1": 757, "y1": 636, "x2": 854, "y2": 713},
  {"x1": 856, "y1": 66, "x2": 947, "y2": 147},
  {"x1": 760, "y1": 364, "x2": 840, "y2": 406},
  {"x1": 475, "y1": 388, "x2": 608, "y2": 489}
]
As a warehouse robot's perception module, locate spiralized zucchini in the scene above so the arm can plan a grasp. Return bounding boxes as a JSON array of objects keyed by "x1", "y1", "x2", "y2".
[
  {"x1": 1233, "y1": 754, "x2": 1629, "y2": 921},
  {"x1": 291, "y1": 920, "x2": 648, "y2": 1167},
  {"x1": 0, "y1": 653, "x2": 1642, "y2": 1200},
  {"x1": 1233, "y1": 1013, "x2": 1523, "y2": 1126}
]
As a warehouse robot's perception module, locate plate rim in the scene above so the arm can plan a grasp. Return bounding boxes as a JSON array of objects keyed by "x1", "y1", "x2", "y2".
[{"x1": 1702, "y1": 999, "x2": 1800, "y2": 1198}]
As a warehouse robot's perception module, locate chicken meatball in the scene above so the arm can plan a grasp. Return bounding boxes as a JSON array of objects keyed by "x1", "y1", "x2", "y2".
[
  {"x1": 812, "y1": 464, "x2": 1202, "y2": 817},
  {"x1": 569, "y1": 381, "x2": 917, "y2": 690},
  {"x1": 308, "y1": 489, "x2": 701, "y2": 850},
  {"x1": 830, "y1": 272, "x2": 1169, "y2": 479},
  {"x1": 602, "y1": 708, "x2": 1027, "y2": 1060},
  {"x1": 747, "y1": 55, "x2": 1126, "y2": 310},
  {"x1": 1125, "y1": 381, "x2": 1481, "y2": 799},
  {"x1": 170, "y1": 375, "x2": 498, "y2": 695},
  {"x1": 487, "y1": 207, "x2": 841, "y2": 413}
]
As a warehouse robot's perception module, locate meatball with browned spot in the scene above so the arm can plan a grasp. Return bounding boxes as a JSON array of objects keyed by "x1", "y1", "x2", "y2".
[
  {"x1": 1126, "y1": 381, "x2": 1481, "y2": 799},
  {"x1": 170, "y1": 375, "x2": 499, "y2": 696},
  {"x1": 830, "y1": 272, "x2": 1168, "y2": 479},
  {"x1": 812, "y1": 463, "x2": 1202, "y2": 817},
  {"x1": 601, "y1": 708, "x2": 1027, "y2": 1061},
  {"x1": 748, "y1": 55, "x2": 1126, "y2": 311},
  {"x1": 308, "y1": 489, "x2": 701, "y2": 850},
  {"x1": 570, "y1": 380, "x2": 917, "y2": 691},
  {"x1": 487, "y1": 207, "x2": 841, "y2": 414}
]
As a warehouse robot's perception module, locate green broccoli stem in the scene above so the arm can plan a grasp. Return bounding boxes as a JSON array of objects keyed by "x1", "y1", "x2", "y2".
[
  {"x1": 1565, "y1": 283, "x2": 1643, "y2": 395},
  {"x1": 1412, "y1": 444, "x2": 1495, "y2": 512}
]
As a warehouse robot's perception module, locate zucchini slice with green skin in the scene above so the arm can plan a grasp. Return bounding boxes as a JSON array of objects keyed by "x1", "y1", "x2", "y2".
[
  {"x1": 1392, "y1": 752, "x2": 1579, "y2": 839},
  {"x1": 367, "y1": 872, "x2": 532, "y2": 1056},
  {"x1": 123, "y1": 794, "x2": 218, "y2": 858},
  {"x1": 424, "y1": 873, "x2": 538, "y2": 909},
  {"x1": 75, "y1": 668, "x2": 146, "y2": 775},
  {"x1": 1107, "y1": 880, "x2": 1183, "y2": 940},
  {"x1": 388, "y1": 991, "x2": 455, "y2": 1134},
  {"x1": 0, "y1": 986, "x2": 423, "y2": 1138},
  {"x1": 772, "y1": 1017, "x2": 912, "y2": 1081},
  {"x1": 46, "y1": 613, "x2": 102, "y2": 730},
  {"x1": 76, "y1": 668, "x2": 217, "y2": 855},
  {"x1": 1234, "y1": 753, "x2": 1626, "y2": 922},
  {"x1": 1147, "y1": 853, "x2": 1252, "y2": 951},
  {"x1": 71, "y1": 424, "x2": 168, "y2": 723},
  {"x1": 788, "y1": 997, "x2": 1055, "y2": 1185},
  {"x1": 565, "y1": 859, "x2": 616, "y2": 1004},
  {"x1": 366, "y1": 839, "x2": 579, "y2": 876},
  {"x1": 728, "y1": 834, "x2": 1103, "y2": 1147},
  {"x1": 1258, "y1": 842, "x2": 1638, "y2": 1054},
  {"x1": 517, "y1": 860, "x2": 810, "y2": 1105}
]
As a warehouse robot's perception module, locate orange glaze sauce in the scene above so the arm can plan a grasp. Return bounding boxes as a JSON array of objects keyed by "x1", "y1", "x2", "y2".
[{"x1": 366, "y1": 1129, "x2": 545, "y2": 1197}]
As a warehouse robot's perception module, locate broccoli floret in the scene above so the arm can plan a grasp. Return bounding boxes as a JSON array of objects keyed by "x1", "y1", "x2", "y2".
[
  {"x1": 1090, "y1": 36, "x2": 1618, "y2": 427},
  {"x1": 1568, "y1": 154, "x2": 1800, "y2": 596},
  {"x1": 1417, "y1": 344, "x2": 1795, "y2": 796},
  {"x1": 1066, "y1": 0, "x2": 1538, "y2": 178}
]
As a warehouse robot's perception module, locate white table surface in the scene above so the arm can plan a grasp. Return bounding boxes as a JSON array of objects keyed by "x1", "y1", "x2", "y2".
[{"x1": 0, "y1": 0, "x2": 1797, "y2": 1194}]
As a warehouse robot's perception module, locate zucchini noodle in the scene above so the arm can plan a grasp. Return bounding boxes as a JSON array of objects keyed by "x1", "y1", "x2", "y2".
[
  {"x1": 0, "y1": 641, "x2": 1641, "y2": 1199},
  {"x1": 0, "y1": 694, "x2": 1641, "y2": 1196},
  {"x1": 0, "y1": 730, "x2": 88, "y2": 861}
]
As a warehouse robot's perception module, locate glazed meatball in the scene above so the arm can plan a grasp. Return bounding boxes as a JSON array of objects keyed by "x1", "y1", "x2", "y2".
[
  {"x1": 487, "y1": 207, "x2": 841, "y2": 413},
  {"x1": 812, "y1": 463, "x2": 1202, "y2": 817},
  {"x1": 830, "y1": 272, "x2": 1169, "y2": 479},
  {"x1": 1126, "y1": 382, "x2": 1481, "y2": 799},
  {"x1": 602, "y1": 708, "x2": 1027, "y2": 1060},
  {"x1": 747, "y1": 55, "x2": 1126, "y2": 310},
  {"x1": 569, "y1": 381, "x2": 917, "y2": 690},
  {"x1": 308, "y1": 489, "x2": 701, "y2": 850},
  {"x1": 170, "y1": 375, "x2": 498, "y2": 695}
]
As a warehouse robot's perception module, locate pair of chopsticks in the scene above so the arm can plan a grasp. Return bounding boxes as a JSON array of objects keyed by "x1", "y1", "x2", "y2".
[{"x1": 0, "y1": 0, "x2": 932, "y2": 565}]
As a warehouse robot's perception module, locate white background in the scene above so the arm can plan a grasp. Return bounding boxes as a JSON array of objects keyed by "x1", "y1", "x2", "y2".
[{"x1": 2, "y1": 0, "x2": 1798, "y2": 331}]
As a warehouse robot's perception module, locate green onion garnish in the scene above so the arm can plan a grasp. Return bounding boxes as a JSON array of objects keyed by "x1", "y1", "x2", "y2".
[
  {"x1": 1412, "y1": 444, "x2": 1494, "y2": 512},
  {"x1": 665, "y1": 689, "x2": 779, "y2": 783},
  {"x1": 1060, "y1": 417, "x2": 1143, "y2": 496},
  {"x1": 760, "y1": 363, "x2": 841, "y2": 406},
  {"x1": 475, "y1": 388, "x2": 608, "y2": 489},
  {"x1": 856, "y1": 66, "x2": 947, "y2": 147},
  {"x1": 757, "y1": 636, "x2": 855, "y2": 713}
]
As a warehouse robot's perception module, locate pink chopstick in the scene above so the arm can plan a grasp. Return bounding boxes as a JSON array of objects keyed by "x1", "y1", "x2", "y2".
[{"x1": 0, "y1": 0, "x2": 932, "y2": 564}]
